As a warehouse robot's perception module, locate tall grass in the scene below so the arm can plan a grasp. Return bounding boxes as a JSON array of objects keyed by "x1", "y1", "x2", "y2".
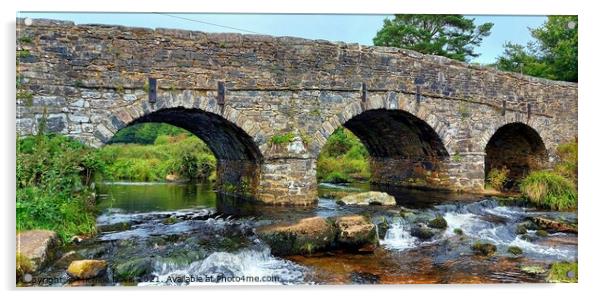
[
  {"x1": 520, "y1": 170, "x2": 577, "y2": 211},
  {"x1": 17, "y1": 130, "x2": 101, "y2": 241},
  {"x1": 99, "y1": 133, "x2": 216, "y2": 182},
  {"x1": 316, "y1": 128, "x2": 370, "y2": 183}
]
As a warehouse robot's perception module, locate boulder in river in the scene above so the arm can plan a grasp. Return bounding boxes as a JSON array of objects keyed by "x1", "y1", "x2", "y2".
[
  {"x1": 16, "y1": 230, "x2": 58, "y2": 272},
  {"x1": 114, "y1": 257, "x2": 154, "y2": 281},
  {"x1": 427, "y1": 215, "x2": 448, "y2": 229},
  {"x1": 257, "y1": 217, "x2": 337, "y2": 256},
  {"x1": 410, "y1": 223, "x2": 435, "y2": 240},
  {"x1": 376, "y1": 217, "x2": 389, "y2": 240},
  {"x1": 471, "y1": 242, "x2": 497, "y2": 256},
  {"x1": 67, "y1": 259, "x2": 107, "y2": 279},
  {"x1": 333, "y1": 215, "x2": 378, "y2": 252},
  {"x1": 337, "y1": 191, "x2": 396, "y2": 206},
  {"x1": 528, "y1": 216, "x2": 578, "y2": 234}
]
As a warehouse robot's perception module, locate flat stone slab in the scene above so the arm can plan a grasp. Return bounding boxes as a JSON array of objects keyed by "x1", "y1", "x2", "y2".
[
  {"x1": 16, "y1": 229, "x2": 58, "y2": 271},
  {"x1": 337, "y1": 191, "x2": 397, "y2": 206}
]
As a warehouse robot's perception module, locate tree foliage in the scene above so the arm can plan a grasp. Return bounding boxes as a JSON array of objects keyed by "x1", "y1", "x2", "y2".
[
  {"x1": 373, "y1": 14, "x2": 493, "y2": 62},
  {"x1": 496, "y1": 16, "x2": 577, "y2": 82},
  {"x1": 110, "y1": 123, "x2": 190, "y2": 144}
]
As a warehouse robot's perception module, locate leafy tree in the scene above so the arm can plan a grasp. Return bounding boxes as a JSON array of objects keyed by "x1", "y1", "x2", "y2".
[
  {"x1": 496, "y1": 16, "x2": 577, "y2": 82},
  {"x1": 373, "y1": 14, "x2": 493, "y2": 62},
  {"x1": 110, "y1": 123, "x2": 190, "y2": 144}
]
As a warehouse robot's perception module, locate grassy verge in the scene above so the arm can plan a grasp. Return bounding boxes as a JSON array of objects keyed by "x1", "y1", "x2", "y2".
[
  {"x1": 316, "y1": 128, "x2": 370, "y2": 183},
  {"x1": 547, "y1": 262, "x2": 578, "y2": 283},
  {"x1": 520, "y1": 139, "x2": 578, "y2": 211},
  {"x1": 17, "y1": 132, "x2": 102, "y2": 242},
  {"x1": 99, "y1": 133, "x2": 216, "y2": 182},
  {"x1": 520, "y1": 170, "x2": 577, "y2": 210}
]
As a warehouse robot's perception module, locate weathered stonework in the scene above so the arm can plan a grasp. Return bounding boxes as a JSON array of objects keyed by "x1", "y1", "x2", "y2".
[{"x1": 16, "y1": 18, "x2": 578, "y2": 205}]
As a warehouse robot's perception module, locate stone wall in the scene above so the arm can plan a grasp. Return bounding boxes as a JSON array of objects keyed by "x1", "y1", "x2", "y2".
[{"x1": 16, "y1": 18, "x2": 578, "y2": 204}]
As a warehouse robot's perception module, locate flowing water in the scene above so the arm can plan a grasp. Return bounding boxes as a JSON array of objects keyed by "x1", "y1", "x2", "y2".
[{"x1": 34, "y1": 182, "x2": 577, "y2": 286}]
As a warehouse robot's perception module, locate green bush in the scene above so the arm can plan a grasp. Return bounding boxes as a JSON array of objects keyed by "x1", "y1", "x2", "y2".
[
  {"x1": 487, "y1": 166, "x2": 509, "y2": 191},
  {"x1": 555, "y1": 139, "x2": 577, "y2": 185},
  {"x1": 270, "y1": 132, "x2": 295, "y2": 145},
  {"x1": 17, "y1": 132, "x2": 102, "y2": 242},
  {"x1": 547, "y1": 262, "x2": 578, "y2": 283},
  {"x1": 100, "y1": 131, "x2": 216, "y2": 182},
  {"x1": 323, "y1": 171, "x2": 351, "y2": 184},
  {"x1": 316, "y1": 128, "x2": 370, "y2": 183},
  {"x1": 520, "y1": 170, "x2": 577, "y2": 211}
]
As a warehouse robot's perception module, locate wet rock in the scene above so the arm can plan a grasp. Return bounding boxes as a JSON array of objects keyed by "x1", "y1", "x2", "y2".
[
  {"x1": 337, "y1": 191, "x2": 396, "y2": 206},
  {"x1": 78, "y1": 245, "x2": 107, "y2": 259},
  {"x1": 350, "y1": 272, "x2": 380, "y2": 284},
  {"x1": 507, "y1": 246, "x2": 523, "y2": 256},
  {"x1": 547, "y1": 262, "x2": 578, "y2": 283},
  {"x1": 67, "y1": 259, "x2": 107, "y2": 279},
  {"x1": 536, "y1": 229, "x2": 549, "y2": 237},
  {"x1": 53, "y1": 251, "x2": 85, "y2": 269},
  {"x1": 516, "y1": 224, "x2": 528, "y2": 235},
  {"x1": 377, "y1": 217, "x2": 389, "y2": 239},
  {"x1": 453, "y1": 228, "x2": 464, "y2": 235},
  {"x1": 165, "y1": 173, "x2": 189, "y2": 183},
  {"x1": 471, "y1": 242, "x2": 497, "y2": 256},
  {"x1": 399, "y1": 207, "x2": 416, "y2": 218},
  {"x1": 162, "y1": 216, "x2": 181, "y2": 225},
  {"x1": 16, "y1": 230, "x2": 58, "y2": 271},
  {"x1": 257, "y1": 217, "x2": 336, "y2": 256},
  {"x1": 520, "y1": 265, "x2": 546, "y2": 275},
  {"x1": 114, "y1": 257, "x2": 154, "y2": 281},
  {"x1": 333, "y1": 215, "x2": 378, "y2": 252},
  {"x1": 528, "y1": 216, "x2": 577, "y2": 234},
  {"x1": 410, "y1": 223, "x2": 435, "y2": 240},
  {"x1": 97, "y1": 221, "x2": 132, "y2": 233},
  {"x1": 428, "y1": 215, "x2": 448, "y2": 229}
]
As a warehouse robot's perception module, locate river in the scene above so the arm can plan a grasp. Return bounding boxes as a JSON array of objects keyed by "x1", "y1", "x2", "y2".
[{"x1": 35, "y1": 181, "x2": 577, "y2": 285}]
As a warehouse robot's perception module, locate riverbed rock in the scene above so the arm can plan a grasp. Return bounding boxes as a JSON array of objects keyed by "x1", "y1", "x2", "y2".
[
  {"x1": 165, "y1": 173, "x2": 189, "y2": 182},
  {"x1": 410, "y1": 223, "x2": 435, "y2": 240},
  {"x1": 16, "y1": 230, "x2": 58, "y2": 272},
  {"x1": 427, "y1": 215, "x2": 448, "y2": 229},
  {"x1": 471, "y1": 242, "x2": 497, "y2": 256},
  {"x1": 333, "y1": 215, "x2": 378, "y2": 251},
  {"x1": 507, "y1": 246, "x2": 523, "y2": 256},
  {"x1": 66, "y1": 259, "x2": 107, "y2": 279},
  {"x1": 337, "y1": 191, "x2": 396, "y2": 206},
  {"x1": 528, "y1": 216, "x2": 578, "y2": 234},
  {"x1": 114, "y1": 257, "x2": 154, "y2": 281},
  {"x1": 257, "y1": 216, "x2": 337, "y2": 256},
  {"x1": 377, "y1": 218, "x2": 389, "y2": 239},
  {"x1": 53, "y1": 251, "x2": 85, "y2": 269}
]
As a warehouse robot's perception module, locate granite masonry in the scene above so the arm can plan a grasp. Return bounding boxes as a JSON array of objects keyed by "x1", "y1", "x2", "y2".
[{"x1": 16, "y1": 18, "x2": 578, "y2": 205}]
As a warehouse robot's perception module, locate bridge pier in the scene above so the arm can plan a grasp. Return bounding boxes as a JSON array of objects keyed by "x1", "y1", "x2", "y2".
[{"x1": 256, "y1": 158, "x2": 318, "y2": 205}]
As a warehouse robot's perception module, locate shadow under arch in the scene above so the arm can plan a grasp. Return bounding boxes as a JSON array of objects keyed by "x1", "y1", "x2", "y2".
[
  {"x1": 111, "y1": 107, "x2": 263, "y2": 197},
  {"x1": 485, "y1": 122, "x2": 547, "y2": 189},
  {"x1": 337, "y1": 108, "x2": 451, "y2": 189}
]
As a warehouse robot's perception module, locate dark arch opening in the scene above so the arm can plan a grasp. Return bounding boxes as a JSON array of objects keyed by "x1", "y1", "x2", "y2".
[
  {"x1": 485, "y1": 122, "x2": 547, "y2": 189},
  {"x1": 324, "y1": 109, "x2": 450, "y2": 189},
  {"x1": 111, "y1": 108, "x2": 263, "y2": 197}
]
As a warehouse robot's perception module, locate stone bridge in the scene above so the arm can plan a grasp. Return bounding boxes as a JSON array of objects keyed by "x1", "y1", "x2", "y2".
[{"x1": 16, "y1": 18, "x2": 578, "y2": 205}]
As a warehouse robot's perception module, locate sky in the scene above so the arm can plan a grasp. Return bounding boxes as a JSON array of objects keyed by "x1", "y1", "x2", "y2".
[{"x1": 17, "y1": 12, "x2": 547, "y2": 64}]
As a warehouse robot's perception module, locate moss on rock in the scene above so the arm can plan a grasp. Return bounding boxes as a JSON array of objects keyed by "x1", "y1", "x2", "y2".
[{"x1": 471, "y1": 242, "x2": 496, "y2": 256}]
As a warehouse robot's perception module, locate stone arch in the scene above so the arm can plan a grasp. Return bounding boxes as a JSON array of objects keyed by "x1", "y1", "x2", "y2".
[
  {"x1": 94, "y1": 92, "x2": 265, "y2": 198},
  {"x1": 316, "y1": 96, "x2": 453, "y2": 189},
  {"x1": 484, "y1": 122, "x2": 548, "y2": 189},
  {"x1": 314, "y1": 92, "x2": 454, "y2": 156}
]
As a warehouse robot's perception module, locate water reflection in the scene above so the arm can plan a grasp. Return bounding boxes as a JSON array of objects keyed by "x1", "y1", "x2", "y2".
[{"x1": 97, "y1": 182, "x2": 217, "y2": 212}]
